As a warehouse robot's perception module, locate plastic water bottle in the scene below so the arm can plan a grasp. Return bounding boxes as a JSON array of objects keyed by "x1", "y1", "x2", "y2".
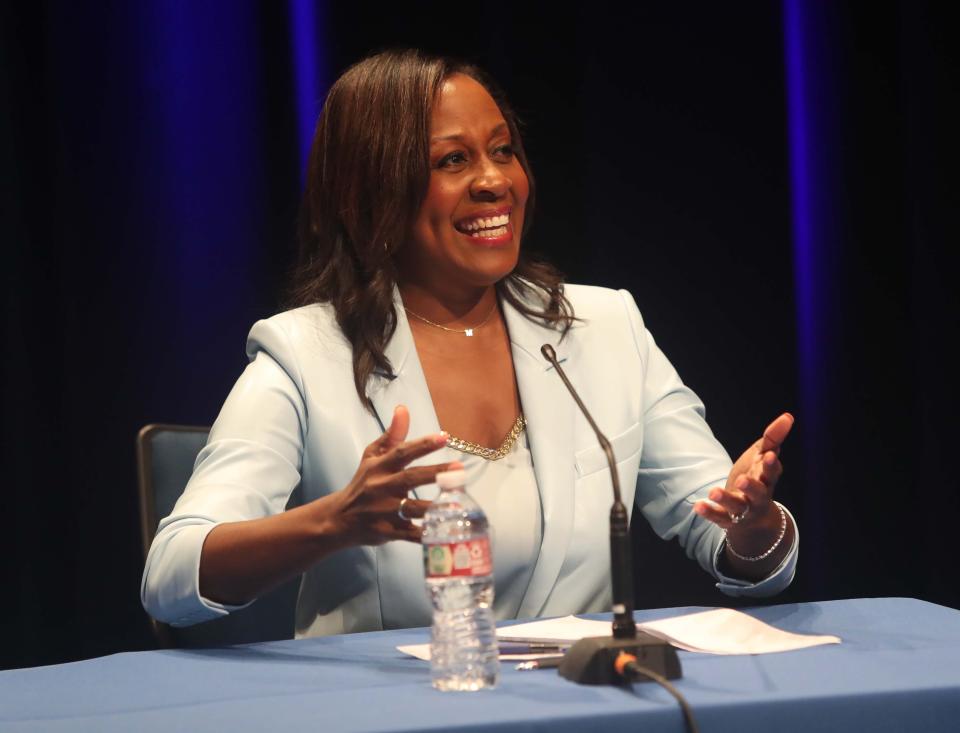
[{"x1": 422, "y1": 468, "x2": 499, "y2": 691}]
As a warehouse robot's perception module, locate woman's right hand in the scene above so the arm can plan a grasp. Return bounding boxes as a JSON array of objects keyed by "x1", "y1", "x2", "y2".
[
  {"x1": 196, "y1": 405, "x2": 456, "y2": 606},
  {"x1": 329, "y1": 405, "x2": 461, "y2": 545}
]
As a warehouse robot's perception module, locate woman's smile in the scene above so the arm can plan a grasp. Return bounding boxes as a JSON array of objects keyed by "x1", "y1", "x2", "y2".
[{"x1": 454, "y1": 207, "x2": 514, "y2": 246}]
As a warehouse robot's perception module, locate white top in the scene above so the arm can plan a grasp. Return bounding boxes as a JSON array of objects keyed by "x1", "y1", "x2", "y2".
[
  {"x1": 435, "y1": 468, "x2": 467, "y2": 490},
  {"x1": 449, "y1": 430, "x2": 542, "y2": 620}
]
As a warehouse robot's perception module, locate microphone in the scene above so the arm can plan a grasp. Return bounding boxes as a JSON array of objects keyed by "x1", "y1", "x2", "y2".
[{"x1": 541, "y1": 344, "x2": 681, "y2": 686}]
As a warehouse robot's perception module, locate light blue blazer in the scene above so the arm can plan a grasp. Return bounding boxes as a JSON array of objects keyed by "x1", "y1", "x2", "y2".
[{"x1": 141, "y1": 284, "x2": 797, "y2": 636}]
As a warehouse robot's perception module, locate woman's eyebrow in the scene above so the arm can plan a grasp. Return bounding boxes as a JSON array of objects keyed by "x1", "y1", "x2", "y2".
[{"x1": 430, "y1": 122, "x2": 508, "y2": 145}]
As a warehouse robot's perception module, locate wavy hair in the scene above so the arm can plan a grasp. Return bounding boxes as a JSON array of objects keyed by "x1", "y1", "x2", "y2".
[{"x1": 287, "y1": 49, "x2": 575, "y2": 413}]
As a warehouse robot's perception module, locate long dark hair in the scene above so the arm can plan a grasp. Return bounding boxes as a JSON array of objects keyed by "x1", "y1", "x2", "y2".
[{"x1": 287, "y1": 49, "x2": 575, "y2": 413}]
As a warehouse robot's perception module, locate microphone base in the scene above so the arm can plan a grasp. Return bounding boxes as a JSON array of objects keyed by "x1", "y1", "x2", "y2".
[{"x1": 557, "y1": 633, "x2": 682, "y2": 686}]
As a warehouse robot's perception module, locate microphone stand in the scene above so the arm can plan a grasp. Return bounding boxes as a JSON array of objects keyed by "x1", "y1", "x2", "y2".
[{"x1": 541, "y1": 344, "x2": 681, "y2": 685}]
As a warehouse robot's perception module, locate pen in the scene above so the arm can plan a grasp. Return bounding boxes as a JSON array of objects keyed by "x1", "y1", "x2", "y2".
[
  {"x1": 498, "y1": 643, "x2": 569, "y2": 655},
  {"x1": 515, "y1": 657, "x2": 563, "y2": 671}
]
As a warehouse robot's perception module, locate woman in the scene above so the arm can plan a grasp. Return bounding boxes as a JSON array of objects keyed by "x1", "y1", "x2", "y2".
[{"x1": 141, "y1": 49, "x2": 797, "y2": 637}]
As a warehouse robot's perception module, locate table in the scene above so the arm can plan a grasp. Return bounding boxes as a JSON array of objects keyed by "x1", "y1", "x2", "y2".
[{"x1": 2, "y1": 598, "x2": 959, "y2": 732}]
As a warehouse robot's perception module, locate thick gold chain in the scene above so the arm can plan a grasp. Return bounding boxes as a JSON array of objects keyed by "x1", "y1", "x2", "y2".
[{"x1": 445, "y1": 415, "x2": 526, "y2": 461}]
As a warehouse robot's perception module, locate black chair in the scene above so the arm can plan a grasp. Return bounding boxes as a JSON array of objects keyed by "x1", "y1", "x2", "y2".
[{"x1": 136, "y1": 424, "x2": 300, "y2": 647}]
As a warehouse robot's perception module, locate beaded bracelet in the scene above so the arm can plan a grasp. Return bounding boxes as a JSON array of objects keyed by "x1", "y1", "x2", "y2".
[{"x1": 724, "y1": 501, "x2": 788, "y2": 562}]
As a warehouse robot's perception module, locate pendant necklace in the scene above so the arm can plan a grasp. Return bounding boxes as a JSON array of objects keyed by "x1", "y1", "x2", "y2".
[{"x1": 404, "y1": 300, "x2": 498, "y2": 337}]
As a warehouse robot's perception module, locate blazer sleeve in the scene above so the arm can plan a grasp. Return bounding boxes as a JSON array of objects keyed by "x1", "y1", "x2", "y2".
[
  {"x1": 140, "y1": 317, "x2": 307, "y2": 626},
  {"x1": 620, "y1": 289, "x2": 798, "y2": 598}
]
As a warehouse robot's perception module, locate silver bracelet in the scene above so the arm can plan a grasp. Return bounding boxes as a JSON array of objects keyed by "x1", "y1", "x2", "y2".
[{"x1": 724, "y1": 501, "x2": 788, "y2": 562}]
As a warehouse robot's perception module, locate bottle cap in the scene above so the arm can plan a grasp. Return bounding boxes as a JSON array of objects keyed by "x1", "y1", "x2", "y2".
[{"x1": 436, "y1": 469, "x2": 466, "y2": 489}]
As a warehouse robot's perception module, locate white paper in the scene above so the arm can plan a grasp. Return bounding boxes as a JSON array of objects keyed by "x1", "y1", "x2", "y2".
[
  {"x1": 496, "y1": 616, "x2": 612, "y2": 644},
  {"x1": 397, "y1": 609, "x2": 840, "y2": 660},
  {"x1": 637, "y1": 609, "x2": 841, "y2": 654},
  {"x1": 396, "y1": 644, "x2": 433, "y2": 662}
]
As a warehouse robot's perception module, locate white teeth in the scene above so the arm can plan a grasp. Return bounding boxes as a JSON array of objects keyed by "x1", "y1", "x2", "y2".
[
  {"x1": 474, "y1": 225, "x2": 508, "y2": 238},
  {"x1": 462, "y1": 213, "x2": 509, "y2": 232}
]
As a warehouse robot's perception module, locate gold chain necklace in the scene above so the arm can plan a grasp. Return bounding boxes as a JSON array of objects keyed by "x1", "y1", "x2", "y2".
[
  {"x1": 445, "y1": 415, "x2": 526, "y2": 461},
  {"x1": 404, "y1": 300, "x2": 497, "y2": 337}
]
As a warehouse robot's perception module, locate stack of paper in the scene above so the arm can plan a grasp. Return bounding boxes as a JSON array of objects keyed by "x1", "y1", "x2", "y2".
[
  {"x1": 398, "y1": 608, "x2": 841, "y2": 661},
  {"x1": 498, "y1": 610, "x2": 841, "y2": 655}
]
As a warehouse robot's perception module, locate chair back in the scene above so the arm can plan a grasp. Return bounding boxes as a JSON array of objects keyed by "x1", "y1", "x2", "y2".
[{"x1": 137, "y1": 424, "x2": 299, "y2": 647}]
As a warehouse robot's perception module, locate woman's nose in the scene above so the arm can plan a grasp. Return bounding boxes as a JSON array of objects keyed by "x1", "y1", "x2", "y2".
[{"x1": 470, "y1": 159, "x2": 511, "y2": 200}]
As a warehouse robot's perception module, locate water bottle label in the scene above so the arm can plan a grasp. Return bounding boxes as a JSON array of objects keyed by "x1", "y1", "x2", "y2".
[{"x1": 423, "y1": 539, "x2": 492, "y2": 577}]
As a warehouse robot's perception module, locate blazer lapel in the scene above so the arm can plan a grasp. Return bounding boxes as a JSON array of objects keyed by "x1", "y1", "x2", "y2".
[
  {"x1": 366, "y1": 290, "x2": 450, "y2": 628},
  {"x1": 501, "y1": 292, "x2": 577, "y2": 618},
  {"x1": 367, "y1": 288, "x2": 452, "y2": 500}
]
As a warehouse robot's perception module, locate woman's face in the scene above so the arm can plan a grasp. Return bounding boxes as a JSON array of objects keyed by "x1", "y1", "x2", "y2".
[{"x1": 401, "y1": 73, "x2": 529, "y2": 294}]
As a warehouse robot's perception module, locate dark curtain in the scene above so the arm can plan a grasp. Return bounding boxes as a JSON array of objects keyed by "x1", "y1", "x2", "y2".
[{"x1": 3, "y1": 1, "x2": 956, "y2": 669}]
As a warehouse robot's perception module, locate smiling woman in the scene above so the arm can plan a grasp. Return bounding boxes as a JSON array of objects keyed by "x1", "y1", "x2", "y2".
[
  {"x1": 287, "y1": 51, "x2": 573, "y2": 419},
  {"x1": 141, "y1": 49, "x2": 799, "y2": 639}
]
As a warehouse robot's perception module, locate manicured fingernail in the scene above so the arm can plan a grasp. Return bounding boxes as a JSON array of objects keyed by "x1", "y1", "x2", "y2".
[{"x1": 436, "y1": 431, "x2": 449, "y2": 444}]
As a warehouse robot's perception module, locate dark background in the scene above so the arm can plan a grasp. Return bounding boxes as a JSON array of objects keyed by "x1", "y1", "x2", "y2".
[{"x1": 3, "y1": 1, "x2": 957, "y2": 670}]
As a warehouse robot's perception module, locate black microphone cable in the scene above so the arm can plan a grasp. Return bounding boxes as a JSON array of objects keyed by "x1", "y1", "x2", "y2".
[{"x1": 615, "y1": 651, "x2": 700, "y2": 733}]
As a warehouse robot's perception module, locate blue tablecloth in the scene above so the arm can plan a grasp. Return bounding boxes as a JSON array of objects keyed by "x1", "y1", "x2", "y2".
[{"x1": 3, "y1": 598, "x2": 959, "y2": 732}]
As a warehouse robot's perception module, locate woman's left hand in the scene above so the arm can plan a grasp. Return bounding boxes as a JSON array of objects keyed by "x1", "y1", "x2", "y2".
[
  {"x1": 693, "y1": 413, "x2": 795, "y2": 579},
  {"x1": 693, "y1": 412, "x2": 794, "y2": 530}
]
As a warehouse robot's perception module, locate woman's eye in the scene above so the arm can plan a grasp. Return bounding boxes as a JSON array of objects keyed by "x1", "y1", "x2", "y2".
[
  {"x1": 493, "y1": 144, "x2": 514, "y2": 160},
  {"x1": 437, "y1": 152, "x2": 467, "y2": 168}
]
